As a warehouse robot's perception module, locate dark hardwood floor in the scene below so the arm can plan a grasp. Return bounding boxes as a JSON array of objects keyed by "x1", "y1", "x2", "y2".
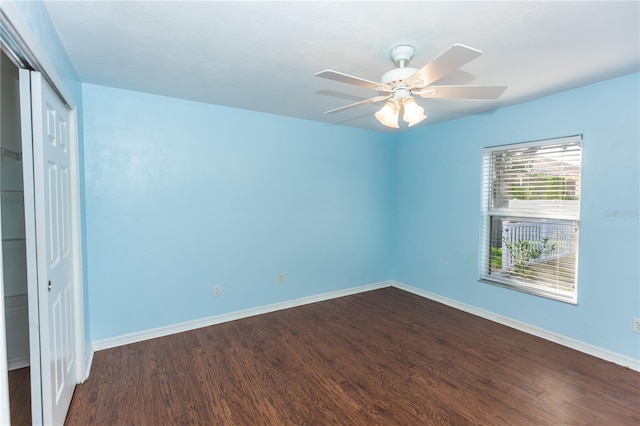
[
  {"x1": 65, "y1": 287, "x2": 640, "y2": 425},
  {"x1": 8, "y1": 367, "x2": 31, "y2": 426}
]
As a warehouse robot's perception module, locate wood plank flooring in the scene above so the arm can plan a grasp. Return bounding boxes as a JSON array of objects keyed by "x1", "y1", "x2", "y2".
[
  {"x1": 65, "y1": 288, "x2": 640, "y2": 425},
  {"x1": 8, "y1": 367, "x2": 31, "y2": 426}
]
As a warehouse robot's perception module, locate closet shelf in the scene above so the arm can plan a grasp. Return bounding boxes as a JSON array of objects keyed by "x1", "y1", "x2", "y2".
[
  {"x1": 1, "y1": 189, "x2": 24, "y2": 194},
  {"x1": 1, "y1": 147, "x2": 22, "y2": 160},
  {"x1": 2, "y1": 239, "x2": 26, "y2": 249}
]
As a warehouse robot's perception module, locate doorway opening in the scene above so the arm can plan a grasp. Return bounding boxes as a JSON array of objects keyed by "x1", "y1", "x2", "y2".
[{"x1": 1, "y1": 49, "x2": 32, "y2": 425}]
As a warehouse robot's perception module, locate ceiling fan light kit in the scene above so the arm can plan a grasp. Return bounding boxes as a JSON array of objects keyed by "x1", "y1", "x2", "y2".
[
  {"x1": 316, "y1": 43, "x2": 507, "y2": 129},
  {"x1": 374, "y1": 100, "x2": 400, "y2": 128},
  {"x1": 402, "y1": 97, "x2": 427, "y2": 127}
]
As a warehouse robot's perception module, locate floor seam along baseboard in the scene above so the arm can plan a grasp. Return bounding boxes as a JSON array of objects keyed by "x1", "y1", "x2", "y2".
[
  {"x1": 88, "y1": 279, "x2": 639, "y2": 373},
  {"x1": 91, "y1": 281, "x2": 392, "y2": 352}
]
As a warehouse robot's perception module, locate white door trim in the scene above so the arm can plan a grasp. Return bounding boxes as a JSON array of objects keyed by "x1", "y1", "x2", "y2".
[
  {"x1": 20, "y1": 68, "x2": 44, "y2": 425},
  {"x1": 68, "y1": 106, "x2": 87, "y2": 383}
]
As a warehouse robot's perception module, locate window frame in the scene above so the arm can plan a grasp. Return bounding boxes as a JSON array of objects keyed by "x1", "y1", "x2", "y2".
[{"x1": 479, "y1": 135, "x2": 582, "y2": 304}]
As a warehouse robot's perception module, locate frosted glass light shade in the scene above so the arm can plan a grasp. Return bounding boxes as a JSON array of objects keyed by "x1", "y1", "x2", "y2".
[
  {"x1": 402, "y1": 97, "x2": 427, "y2": 127},
  {"x1": 375, "y1": 100, "x2": 400, "y2": 128}
]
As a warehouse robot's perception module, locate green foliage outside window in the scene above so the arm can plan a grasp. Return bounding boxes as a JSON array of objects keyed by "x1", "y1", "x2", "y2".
[
  {"x1": 490, "y1": 247, "x2": 502, "y2": 271},
  {"x1": 502, "y1": 237, "x2": 557, "y2": 276},
  {"x1": 509, "y1": 174, "x2": 576, "y2": 200}
]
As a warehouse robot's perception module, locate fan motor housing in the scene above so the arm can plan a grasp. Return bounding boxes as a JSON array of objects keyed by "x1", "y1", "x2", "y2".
[{"x1": 380, "y1": 67, "x2": 418, "y2": 86}]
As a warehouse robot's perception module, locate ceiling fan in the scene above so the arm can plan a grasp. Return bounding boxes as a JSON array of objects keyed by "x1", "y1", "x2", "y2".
[{"x1": 316, "y1": 44, "x2": 507, "y2": 128}]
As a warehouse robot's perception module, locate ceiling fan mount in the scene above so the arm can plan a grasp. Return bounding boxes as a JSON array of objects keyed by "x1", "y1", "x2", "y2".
[
  {"x1": 389, "y1": 45, "x2": 415, "y2": 67},
  {"x1": 316, "y1": 43, "x2": 508, "y2": 128}
]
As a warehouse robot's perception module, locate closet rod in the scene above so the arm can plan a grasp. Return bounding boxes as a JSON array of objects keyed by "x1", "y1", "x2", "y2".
[{"x1": 1, "y1": 147, "x2": 21, "y2": 160}]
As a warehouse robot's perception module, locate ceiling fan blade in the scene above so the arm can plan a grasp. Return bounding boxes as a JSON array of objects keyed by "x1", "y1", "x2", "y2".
[
  {"x1": 414, "y1": 85, "x2": 508, "y2": 99},
  {"x1": 323, "y1": 94, "x2": 392, "y2": 114},
  {"x1": 406, "y1": 44, "x2": 483, "y2": 88},
  {"x1": 316, "y1": 70, "x2": 391, "y2": 92}
]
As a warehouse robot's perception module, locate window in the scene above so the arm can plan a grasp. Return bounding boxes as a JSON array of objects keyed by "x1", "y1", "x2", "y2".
[{"x1": 480, "y1": 135, "x2": 582, "y2": 304}]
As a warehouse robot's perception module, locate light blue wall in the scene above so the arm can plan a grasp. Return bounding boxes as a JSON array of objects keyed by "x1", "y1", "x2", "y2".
[
  {"x1": 393, "y1": 73, "x2": 640, "y2": 359},
  {"x1": 8, "y1": 0, "x2": 90, "y2": 343},
  {"x1": 82, "y1": 84, "x2": 395, "y2": 340}
]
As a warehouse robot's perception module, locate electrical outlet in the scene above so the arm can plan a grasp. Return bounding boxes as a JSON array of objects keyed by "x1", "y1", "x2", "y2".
[
  {"x1": 278, "y1": 273, "x2": 285, "y2": 284},
  {"x1": 633, "y1": 318, "x2": 640, "y2": 333},
  {"x1": 213, "y1": 285, "x2": 221, "y2": 297}
]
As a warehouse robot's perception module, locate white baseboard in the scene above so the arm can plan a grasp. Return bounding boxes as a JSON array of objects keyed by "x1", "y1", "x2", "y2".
[
  {"x1": 92, "y1": 280, "x2": 392, "y2": 352},
  {"x1": 391, "y1": 280, "x2": 640, "y2": 372},
  {"x1": 7, "y1": 355, "x2": 29, "y2": 371},
  {"x1": 82, "y1": 345, "x2": 94, "y2": 383}
]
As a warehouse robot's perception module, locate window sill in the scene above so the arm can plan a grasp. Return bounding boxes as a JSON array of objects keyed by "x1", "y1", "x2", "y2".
[{"x1": 478, "y1": 276, "x2": 578, "y2": 305}]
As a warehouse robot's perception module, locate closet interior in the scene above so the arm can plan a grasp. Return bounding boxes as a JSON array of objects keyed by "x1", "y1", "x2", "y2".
[{"x1": 2, "y1": 48, "x2": 32, "y2": 424}]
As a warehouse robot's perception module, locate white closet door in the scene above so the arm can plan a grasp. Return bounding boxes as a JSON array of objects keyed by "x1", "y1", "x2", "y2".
[{"x1": 22, "y1": 70, "x2": 77, "y2": 425}]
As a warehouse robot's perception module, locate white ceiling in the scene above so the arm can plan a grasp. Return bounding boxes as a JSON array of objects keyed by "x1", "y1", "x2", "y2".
[{"x1": 44, "y1": 1, "x2": 640, "y2": 132}]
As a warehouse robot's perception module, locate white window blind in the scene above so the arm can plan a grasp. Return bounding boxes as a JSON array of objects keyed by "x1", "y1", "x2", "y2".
[{"x1": 479, "y1": 135, "x2": 582, "y2": 304}]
